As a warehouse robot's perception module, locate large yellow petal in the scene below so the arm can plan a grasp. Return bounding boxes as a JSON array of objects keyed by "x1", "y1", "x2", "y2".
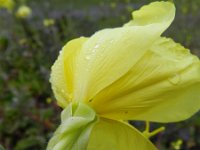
[
  {"x1": 73, "y1": 1, "x2": 175, "y2": 102},
  {"x1": 50, "y1": 37, "x2": 88, "y2": 107},
  {"x1": 91, "y1": 37, "x2": 200, "y2": 122},
  {"x1": 87, "y1": 118, "x2": 156, "y2": 150}
]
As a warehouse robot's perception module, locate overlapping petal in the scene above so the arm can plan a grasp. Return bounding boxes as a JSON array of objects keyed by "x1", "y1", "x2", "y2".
[
  {"x1": 50, "y1": 37, "x2": 87, "y2": 107},
  {"x1": 87, "y1": 118, "x2": 156, "y2": 150},
  {"x1": 51, "y1": 1, "x2": 175, "y2": 106},
  {"x1": 72, "y1": 1, "x2": 175, "y2": 102},
  {"x1": 90, "y1": 37, "x2": 200, "y2": 122}
]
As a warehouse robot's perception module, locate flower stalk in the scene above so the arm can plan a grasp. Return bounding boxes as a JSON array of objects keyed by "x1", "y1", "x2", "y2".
[{"x1": 143, "y1": 121, "x2": 165, "y2": 138}]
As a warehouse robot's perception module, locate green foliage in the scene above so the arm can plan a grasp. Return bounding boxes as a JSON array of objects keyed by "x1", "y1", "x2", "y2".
[
  {"x1": 0, "y1": 144, "x2": 5, "y2": 150},
  {"x1": 0, "y1": 0, "x2": 200, "y2": 149}
]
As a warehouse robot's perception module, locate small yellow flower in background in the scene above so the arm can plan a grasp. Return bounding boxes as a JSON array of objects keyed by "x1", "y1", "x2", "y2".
[
  {"x1": 110, "y1": 2, "x2": 117, "y2": 9},
  {"x1": 46, "y1": 97, "x2": 52, "y2": 104},
  {"x1": 48, "y1": 1, "x2": 200, "y2": 150},
  {"x1": 16, "y1": 5, "x2": 32, "y2": 19},
  {"x1": 43, "y1": 18, "x2": 55, "y2": 27},
  {"x1": 171, "y1": 139, "x2": 183, "y2": 150},
  {"x1": 18, "y1": 38, "x2": 28, "y2": 45},
  {"x1": 0, "y1": 0, "x2": 14, "y2": 11}
]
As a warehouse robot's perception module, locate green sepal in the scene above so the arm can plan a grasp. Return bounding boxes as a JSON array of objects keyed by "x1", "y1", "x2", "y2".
[{"x1": 47, "y1": 103, "x2": 97, "y2": 150}]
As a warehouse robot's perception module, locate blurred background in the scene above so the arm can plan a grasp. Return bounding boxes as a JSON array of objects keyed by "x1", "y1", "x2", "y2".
[{"x1": 0, "y1": 0, "x2": 200, "y2": 149}]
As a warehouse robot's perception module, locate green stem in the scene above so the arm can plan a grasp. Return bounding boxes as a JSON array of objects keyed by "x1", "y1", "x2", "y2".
[{"x1": 143, "y1": 121, "x2": 165, "y2": 138}]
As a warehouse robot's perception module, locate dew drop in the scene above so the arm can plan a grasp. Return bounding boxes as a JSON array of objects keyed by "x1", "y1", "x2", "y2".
[
  {"x1": 85, "y1": 55, "x2": 91, "y2": 60},
  {"x1": 94, "y1": 44, "x2": 99, "y2": 49},
  {"x1": 168, "y1": 73, "x2": 181, "y2": 85},
  {"x1": 92, "y1": 44, "x2": 99, "y2": 53},
  {"x1": 60, "y1": 89, "x2": 68, "y2": 97}
]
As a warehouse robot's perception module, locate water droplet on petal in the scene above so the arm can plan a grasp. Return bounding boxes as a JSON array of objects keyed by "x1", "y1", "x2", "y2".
[
  {"x1": 94, "y1": 44, "x2": 99, "y2": 49},
  {"x1": 85, "y1": 55, "x2": 91, "y2": 60},
  {"x1": 168, "y1": 73, "x2": 181, "y2": 85},
  {"x1": 92, "y1": 44, "x2": 99, "y2": 53}
]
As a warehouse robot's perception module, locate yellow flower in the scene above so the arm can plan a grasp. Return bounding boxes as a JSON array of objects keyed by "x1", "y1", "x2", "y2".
[
  {"x1": 16, "y1": 5, "x2": 32, "y2": 19},
  {"x1": 171, "y1": 139, "x2": 183, "y2": 150},
  {"x1": 48, "y1": 1, "x2": 200, "y2": 150},
  {"x1": 43, "y1": 18, "x2": 55, "y2": 27},
  {"x1": 0, "y1": 0, "x2": 14, "y2": 11}
]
